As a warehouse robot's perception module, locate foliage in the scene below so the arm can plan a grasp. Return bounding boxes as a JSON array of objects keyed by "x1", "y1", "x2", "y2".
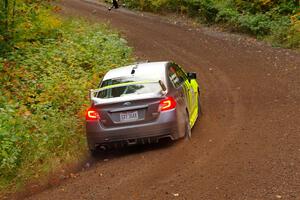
[
  {"x1": 0, "y1": 14, "x2": 133, "y2": 192},
  {"x1": 122, "y1": 0, "x2": 300, "y2": 48}
]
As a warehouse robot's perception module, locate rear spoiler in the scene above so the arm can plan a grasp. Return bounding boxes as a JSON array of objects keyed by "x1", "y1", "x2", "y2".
[{"x1": 89, "y1": 80, "x2": 167, "y2": 100}]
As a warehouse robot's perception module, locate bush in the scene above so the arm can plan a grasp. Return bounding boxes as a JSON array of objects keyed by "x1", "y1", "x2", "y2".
[
  {"x1": 269, "y1": 13, "x2": 300, "y2": 48},
  {"x1": 237, "y1": 13, "x2": 272, "y2": 35},
  {"x1": 196, "y1": 0, "x2": 219, "y2": 23}
]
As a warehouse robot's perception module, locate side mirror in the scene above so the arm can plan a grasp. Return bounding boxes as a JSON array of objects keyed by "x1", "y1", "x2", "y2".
[{"x1": 187, "y1": 72, "x2": 197, "y2": 82}]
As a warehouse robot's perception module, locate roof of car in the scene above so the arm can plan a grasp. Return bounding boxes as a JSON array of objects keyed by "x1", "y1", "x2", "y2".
[{"x1": 103, "y1": 61, "x2": 169, "y2": 81}]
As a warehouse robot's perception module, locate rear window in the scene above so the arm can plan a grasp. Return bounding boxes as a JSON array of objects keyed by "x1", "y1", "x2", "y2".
[
  {"x1": 100, "y1": 78, "x2": 133, "y2": 87},
  {"x1": 96, "y1": 82, "x2": 162, "y2": 99}
]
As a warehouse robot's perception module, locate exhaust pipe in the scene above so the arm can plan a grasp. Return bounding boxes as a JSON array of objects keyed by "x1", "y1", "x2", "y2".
[
  {"x1": 99, "y1": 145, "x2": 107, "y2": 151},
  {"x1": 127, "y1": 139, "x2": 137, "y2": 145}
]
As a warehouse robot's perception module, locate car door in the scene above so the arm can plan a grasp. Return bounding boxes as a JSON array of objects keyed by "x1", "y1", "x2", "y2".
[
  {"x1": 168, "y1": 64, "x2": 192, "y2": 115},
  {"x1": 175, "y1": 66, "x2": 194, "y2": 115},
  {"x1": 167, "y1": 65, "x2": 186, "y2": 114}
]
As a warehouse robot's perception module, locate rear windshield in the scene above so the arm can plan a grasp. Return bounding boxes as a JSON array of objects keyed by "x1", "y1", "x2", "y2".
[
  {"x1": 100, "y1": 78, "x2": 133, "y2": 87},
  {"x1": 96, "y1": 83, "x2": 162, "y2": 99}
]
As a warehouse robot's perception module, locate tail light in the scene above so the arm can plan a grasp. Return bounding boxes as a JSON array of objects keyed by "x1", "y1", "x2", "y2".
[
  {"x1": 159, "y1": 97, "x2": 176, "y2": 111},
  {"x1": 86, "y1": 107, "x2": 100, "y2": 120}
]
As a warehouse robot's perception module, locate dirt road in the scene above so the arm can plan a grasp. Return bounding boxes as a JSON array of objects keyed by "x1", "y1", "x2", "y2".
[{"x1": 27, "y1": 0, "x2": 300, "y2": 199}]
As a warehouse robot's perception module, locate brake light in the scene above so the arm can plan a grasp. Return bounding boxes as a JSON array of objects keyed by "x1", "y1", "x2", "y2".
[
  {"x1": 86, "y1": 107, "x2": 100, "y2": 120},
  {"x1": 159, "y1": 97, "x2": 176, "y2": 111}
]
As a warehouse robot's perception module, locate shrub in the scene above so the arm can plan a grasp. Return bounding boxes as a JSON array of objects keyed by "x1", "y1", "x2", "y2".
[
  {"x1": 237, "y1": 13, "x2": 272, "y2": 35},
  {"x1": 216, "y1": 7, "x2": 239, "y2": 26},
  {"x1": 195, "y1": 0, "x2": 219, "y2": 23},
  {"x1": 269, "y1": 13, "x2": 300, "y2": 48}
]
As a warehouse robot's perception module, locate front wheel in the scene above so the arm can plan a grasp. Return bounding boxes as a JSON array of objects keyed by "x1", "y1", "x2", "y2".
[
  {"x1": 185, "y1": 112, "x2": 192, "y2": 140},
  {"x1": 198, "y1": 92, "x2": 202, "y2": 117}
]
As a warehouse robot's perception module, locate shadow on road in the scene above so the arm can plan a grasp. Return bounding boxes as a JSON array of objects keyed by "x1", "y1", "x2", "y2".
[{"x1": 88, "y1": 138, "x2": 176, "y2": 163}]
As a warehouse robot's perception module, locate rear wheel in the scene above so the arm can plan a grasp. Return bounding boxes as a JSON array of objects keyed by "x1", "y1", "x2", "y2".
[{"x1": 90, "y1": 149, "x2": 99, "y2": 157}]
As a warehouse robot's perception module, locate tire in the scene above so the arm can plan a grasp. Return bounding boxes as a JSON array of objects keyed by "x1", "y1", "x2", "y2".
[
  {"x1": 90, "y1": 145, "x2": 107, "y2": 157},
  {"x1": 198, "y1": 90, "x2": 202, "y2": 117},
  {"x1": 185, "y1": 112, "x2": 192, "y2": 140},
  {"x1": 90, "y1": 149, "x2": 99, "y2": 157},
  {"x1": 198, "y1": 95, "x2": 202, "y2": 117}
]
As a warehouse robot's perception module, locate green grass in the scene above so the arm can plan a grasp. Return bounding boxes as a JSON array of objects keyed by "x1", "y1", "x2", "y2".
[{"x1": 0, "y1": 16, "x2": 133, "y2": 194}]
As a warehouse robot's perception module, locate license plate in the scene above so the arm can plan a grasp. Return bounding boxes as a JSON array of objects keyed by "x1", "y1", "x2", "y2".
[{"x1": 120, "y1": 111, "x2": 138, "y2": 122}]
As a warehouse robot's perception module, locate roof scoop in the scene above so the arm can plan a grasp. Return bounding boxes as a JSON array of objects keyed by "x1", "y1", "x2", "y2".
[
  {"x1": 131, "y1": 65, "x2": 138, "y2": 75},
  {"x1": 159, "y1": 80, "x2": 166, "y2": 91},
  {"x1": 159, "y1": 80, "x2": 167, "y2": 96}
]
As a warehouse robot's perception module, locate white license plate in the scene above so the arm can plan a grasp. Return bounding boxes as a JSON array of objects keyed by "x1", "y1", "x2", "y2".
[{"x1": 120, "y1": 111, "x2": 139, "y2": 122}]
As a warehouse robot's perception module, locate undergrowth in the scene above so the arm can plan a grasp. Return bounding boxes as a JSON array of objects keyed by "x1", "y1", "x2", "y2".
[{"x1": 0, "y1": 14, "x2": 133, "y2": 194}]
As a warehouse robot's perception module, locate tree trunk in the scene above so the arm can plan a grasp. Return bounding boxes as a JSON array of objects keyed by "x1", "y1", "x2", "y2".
[{"x1": 4, "y1": 0, "x2": 9, "y2": 32}]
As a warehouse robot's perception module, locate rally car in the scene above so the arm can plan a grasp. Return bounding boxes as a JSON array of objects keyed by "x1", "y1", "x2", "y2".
[{"x1": 86, "y1": 61, "x2": 201, "y2": 153}]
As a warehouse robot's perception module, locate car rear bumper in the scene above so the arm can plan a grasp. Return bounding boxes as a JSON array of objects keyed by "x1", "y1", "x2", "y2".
[{"x1": 86, "y1": 109, "x2": 183, "y2": 150}]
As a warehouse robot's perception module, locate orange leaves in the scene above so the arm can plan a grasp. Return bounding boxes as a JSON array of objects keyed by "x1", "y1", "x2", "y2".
[
  {"x1": 3, "y1": 61, "x2": 12, "y2": 70},
  {"x1": 259, "y1": 0, "x2": 272, "y2": 6},
  {"x1": 52, "y1": 5, "x2": 61, "y2": 13},
  {"x1": 290, "y1": 12, "x2": 300, "y2": 29}
]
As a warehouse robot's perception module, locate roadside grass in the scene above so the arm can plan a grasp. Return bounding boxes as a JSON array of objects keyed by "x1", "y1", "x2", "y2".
[
  {"x1": 0, "y1": 16, "x2": 133, "y2": 194},
  {"x1": 118, "y1": 0, "x2": 300, "y2": 49}
]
